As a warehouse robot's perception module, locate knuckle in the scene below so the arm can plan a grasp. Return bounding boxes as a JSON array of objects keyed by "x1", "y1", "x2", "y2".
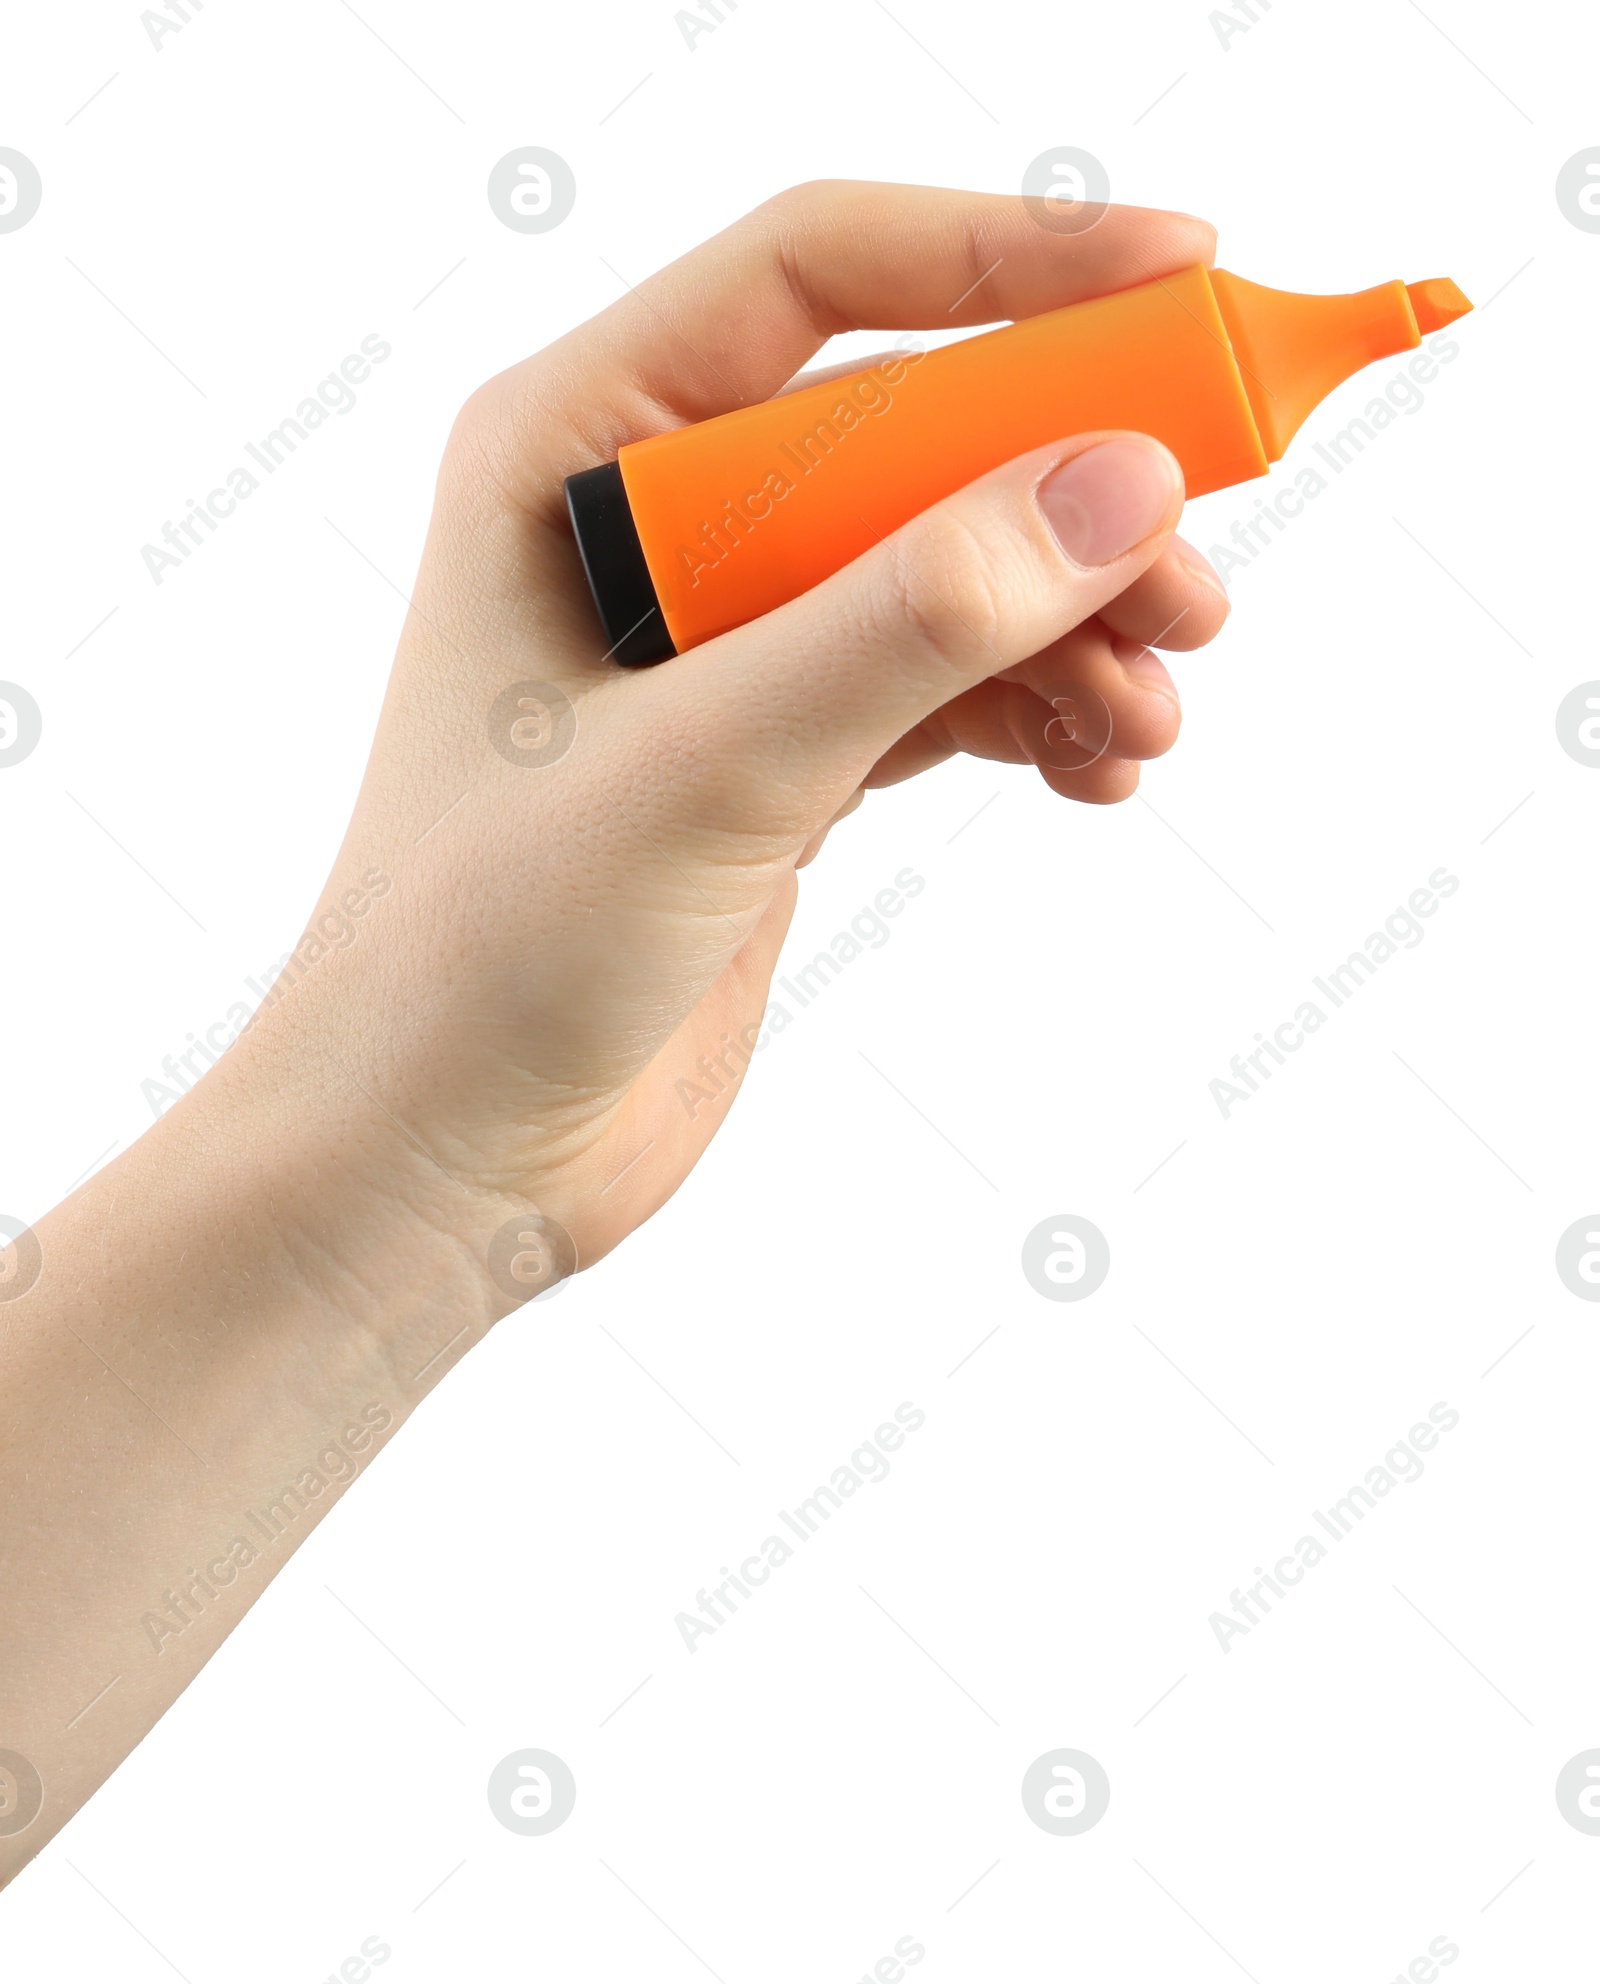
[
  {"x1": 439, "y1": 370, "x2": 559, "y2": 512},
  {"x1": 442, "y1": 380, "x2": 510, "y2": 481},
  {"x1": 451, "y1": 380, "x2": 496, "y2": 440},
  {"x1": 876, "y1": 509, "x2": 1013, "y2": 669},
  {"x1": 760, "y1": 178, "x2": 849, "y2": 223}
]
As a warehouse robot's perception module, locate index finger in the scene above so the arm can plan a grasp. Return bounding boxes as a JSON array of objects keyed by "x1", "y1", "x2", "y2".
[{"x1": 505, "y1": 180, "x2": 1216, "y2": 488}]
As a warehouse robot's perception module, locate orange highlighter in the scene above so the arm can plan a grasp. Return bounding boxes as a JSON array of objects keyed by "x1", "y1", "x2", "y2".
[{"x1": 564, "y1": 265, "x2": 1471, "y2": 666}]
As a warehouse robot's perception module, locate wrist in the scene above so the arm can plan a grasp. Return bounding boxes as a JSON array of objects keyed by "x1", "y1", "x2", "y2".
[
  {"x1": 173, "y1": 966, "x2": 579, "y2": 1362},
  {"x1": 102, "y1": 1012, "x2": 504, "y2": 1410}
]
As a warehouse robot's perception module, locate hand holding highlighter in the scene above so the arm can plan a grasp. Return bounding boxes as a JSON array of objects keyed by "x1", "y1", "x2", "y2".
[
  {"x1": 567, "y1": 263, "x2": 1471, "y2": 664},
  {"x1": 1, "y1": 182, "x2": 1456, "y2": 1883}
]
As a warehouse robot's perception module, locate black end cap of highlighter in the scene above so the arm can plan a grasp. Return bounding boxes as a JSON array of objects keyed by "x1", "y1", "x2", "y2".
[{"x1": 563, "y1": 460, "x2": 675, "y2": 667}]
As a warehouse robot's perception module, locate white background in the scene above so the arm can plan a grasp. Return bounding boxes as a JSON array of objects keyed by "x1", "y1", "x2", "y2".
[{"x1": 3, "y1": 0, "x2": 1597, "y2": 1977}]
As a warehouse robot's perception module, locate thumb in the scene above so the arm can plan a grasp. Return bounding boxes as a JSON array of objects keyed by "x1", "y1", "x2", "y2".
[{"x1": 690, "y1": 431, "x2": 1185, "y2": 818}]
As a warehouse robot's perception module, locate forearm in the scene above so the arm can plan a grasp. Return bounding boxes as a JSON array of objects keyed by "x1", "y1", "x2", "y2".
[{"x1": 0, "y1": 1014, "x2": 490, "y2": 1884}]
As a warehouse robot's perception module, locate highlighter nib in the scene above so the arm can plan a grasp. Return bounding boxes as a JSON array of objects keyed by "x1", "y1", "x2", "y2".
[{"x1": 1406, "y1": 277, "x2": 1472, "y2": 333}]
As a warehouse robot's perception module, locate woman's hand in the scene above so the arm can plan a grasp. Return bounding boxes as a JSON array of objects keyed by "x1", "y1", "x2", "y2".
[
  {"x1": 1, "y1": 179, "x2": 1230, "y2": 1883},
  {"x1": 226, "y1": 181, "x2": 1230, "y2": 1293}
]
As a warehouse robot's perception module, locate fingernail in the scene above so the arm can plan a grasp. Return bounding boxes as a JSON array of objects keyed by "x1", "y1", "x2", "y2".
[
  {"x1": 1113, "y1": 636, "x2": 1179, "y2": 703},
  {"x1": 1037, "y1": 437, "x2": 1183, "y2": 568},
  {"x1": 1170, "y1": 535, "x2": 1230, "y2": 603}
]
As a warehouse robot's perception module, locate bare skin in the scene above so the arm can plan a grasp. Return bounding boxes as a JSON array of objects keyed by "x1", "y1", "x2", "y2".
[{"x1": 0, "y1": 181, "x2": 1228, "y2": 1881}]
